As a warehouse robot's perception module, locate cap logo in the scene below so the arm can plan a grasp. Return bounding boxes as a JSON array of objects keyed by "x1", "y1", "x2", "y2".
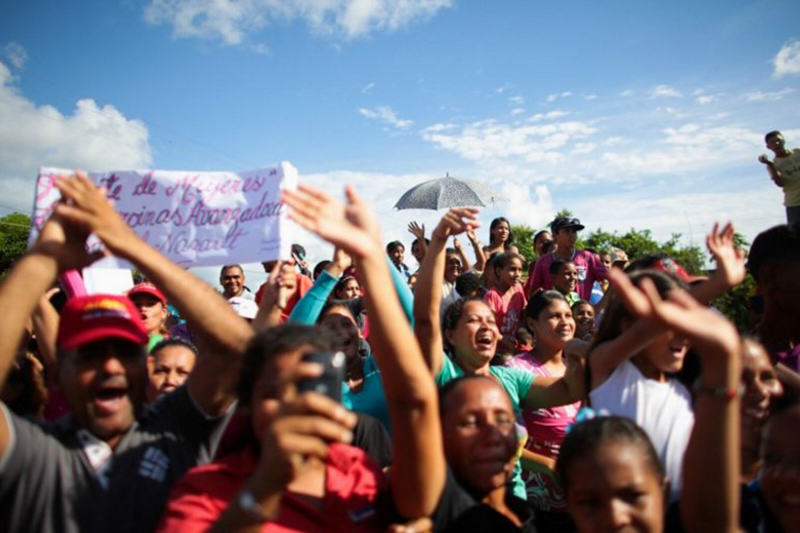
[{"x1": 80, "y1": 298, "x2": 133, "y2": 321}]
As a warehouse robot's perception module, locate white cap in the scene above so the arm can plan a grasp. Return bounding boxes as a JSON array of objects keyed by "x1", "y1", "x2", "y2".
[{"x1": 228, "y1": 297, "x2": 259, "y2": 320}]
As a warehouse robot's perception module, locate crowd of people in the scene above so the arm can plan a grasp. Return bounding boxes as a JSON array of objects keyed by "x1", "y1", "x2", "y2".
[{"x1": 0, "y1": 131, "x2": 799, "y2": 533}]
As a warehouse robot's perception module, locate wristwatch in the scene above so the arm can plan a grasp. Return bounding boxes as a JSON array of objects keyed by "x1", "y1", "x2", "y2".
[{"x1": 237, "y1": 490, "x2": 277, "y2": 522}]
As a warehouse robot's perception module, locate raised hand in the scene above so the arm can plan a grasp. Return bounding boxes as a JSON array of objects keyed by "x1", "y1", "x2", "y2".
[
  {"x1": 758, "y1": 154, "x2": 770, "y2": 165},
  {"x1": 407, "y1": 221, "x2": 425, "y2": 241},
  {"x1": 282, "y1": 184, "x2": 381, "y2": 260},
  {"x1": 452, "y1": 236, "x2": 462, "y2": 250},
  {"x1": 32, "y1": 210, "x2": 105, "y2": 272},
  {"x1": 249, "y1": 362, "x2": 357, "y2": 494},
  {"x1": 608, "y1": 268, "x2": 739, "y2": 360},
  {"x1": 430, "y1": 208, "x2": 480, "y2": 243},
  {"x1": 706, "y1": 222, "x2": 745, "y2": 289},
  {"x1": 54, "y1": 171, "x2": 138, "y2": 256}
]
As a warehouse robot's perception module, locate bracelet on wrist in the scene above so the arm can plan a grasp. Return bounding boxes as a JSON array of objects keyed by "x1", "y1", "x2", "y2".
[{"x1": 692, "y1": 380, "x2": 743, "y2": 401}]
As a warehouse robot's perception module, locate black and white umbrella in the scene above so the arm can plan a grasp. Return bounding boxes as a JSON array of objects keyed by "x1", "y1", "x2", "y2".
[{"x1": 394, "y1": 174, "x2": 493, "y2": 210}]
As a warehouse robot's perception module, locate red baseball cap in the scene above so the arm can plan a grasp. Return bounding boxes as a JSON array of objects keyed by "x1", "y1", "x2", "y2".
[
  {"x1": 57, "y1": 294, "x2": 149, "y2": 351},
  {"x1": 651, "y1": 258, "x2": 705, "y2": 283},
  {"x1": 127, "y1": 283, "x2": 166, "y2": 305}
]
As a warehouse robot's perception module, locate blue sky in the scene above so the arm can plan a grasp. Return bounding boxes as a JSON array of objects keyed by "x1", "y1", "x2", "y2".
[{"x1": 1, "y1": 0, "x2": 799, "y2": 286}]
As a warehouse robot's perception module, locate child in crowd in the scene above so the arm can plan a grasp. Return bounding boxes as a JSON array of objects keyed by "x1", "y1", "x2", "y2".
[
  {"x1": 571, "y1": 300, "x2": 596, "y2": 341},
  {"x1": 515, "y1": 326, "x2": 534, "y2": 353},
  {"x1": 550, "y1": 259, "x2": 581, "y2": 307},
  {"x1": 587, "y1": 270, "x2": 695, "y2": 502},
  {"x1": 386, "y1": 240, "x2": 412, "y2": 281},
  {"x1": 561, "y1": 266, "x2": 743, "y2": 532},
  {"x1": 484, "y1": 252, "x2": 527, "y2": 353}
]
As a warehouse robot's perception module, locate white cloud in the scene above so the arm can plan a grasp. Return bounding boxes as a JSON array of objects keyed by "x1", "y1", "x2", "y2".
[
  {"x1": 773, "y1": 40, "x2": 800, "y2": 78},
  {"x1": 0, "y1": 61, "x2": 152, "y2": 212},
  {"x1": 620, "y1": 89, "x2": 634, "y2": 97},
  {"x1": 650, "y1": 84, "x2": 682, "y2": 98},
  {"x1": 280, "y1": 169, "x2": 558, "y2": 268},
  {"x1": 528, "y1": 110, "x2": 569, "y2": 122},
  {"x1": 508, "y1": 95, "x2": 524, "y2": 105},
  {"x1": 2, "y1": 42, "x2": 27, "y2": 69},
  {"x1": 361, "y1": 81, "x2": 375, "y2": 94},
  {"x1": 358, "y1": 105, "x2": 413, "y2": 129},
  {"x1": 248, "y1": 42, "x2": 270, "y2": 55},
  {"x1": 570, "y1": 186, "x2": 784, "y2": 251},
  {"x1": 696, "y1": 94, "x2": 716, "y2": 104},
  {"x1": 546, "y1": 91, "x2": 572, "y2": 103},
  {"x1": 510, "y1": 107, "x2": 525, "y2": 116},
  {"x1": 143, "y1": 0, "x2": 454, "y2": 45},
  {"x1": 572, "y1": 142, "x2": 597, "y2": 155},
  {"x1": 741, "y1": 88, "x2": 796, "y2": 102},
  {"x1": 421, "y1": 117, "x2": 596, "y2": 163},
  {"x1": 584, "y1": 93, "x2": 597, "y2": 101}
]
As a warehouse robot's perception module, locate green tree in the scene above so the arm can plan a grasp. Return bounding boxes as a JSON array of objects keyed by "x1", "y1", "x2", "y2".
[
  {"x1": 511, "y1": 224, "x2": 535, "y2": 266},
  {"x1": 0, "y1": 212, "x2": 31, "y2": 275}
]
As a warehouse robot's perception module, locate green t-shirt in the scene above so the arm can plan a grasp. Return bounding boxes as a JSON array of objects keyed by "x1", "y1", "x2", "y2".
[{"x1": 436, "y1": 353, "x2": 534, "y2": 419}]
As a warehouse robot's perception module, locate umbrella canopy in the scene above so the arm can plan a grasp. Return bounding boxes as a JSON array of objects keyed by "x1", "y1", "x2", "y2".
[{"x1": 394, "y1": 175, "x2": 486, "y2": 210}]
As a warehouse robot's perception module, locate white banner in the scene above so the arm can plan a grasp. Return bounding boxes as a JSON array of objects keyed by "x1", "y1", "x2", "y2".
[{"x1": 29, "y1": 163, "x2": 297, "y2": 268}]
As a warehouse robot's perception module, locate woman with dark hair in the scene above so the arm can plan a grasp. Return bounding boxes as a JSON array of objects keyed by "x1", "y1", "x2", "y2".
[
  {"x1": 483, "y1": 217, "x2": 519, "y2": 257},
  {"x1": 505, "y1": 290, "x2": 580, "y2": 513}
]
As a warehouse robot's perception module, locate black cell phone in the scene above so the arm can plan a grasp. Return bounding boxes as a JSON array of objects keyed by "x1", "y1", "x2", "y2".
[{"x1": 297, "y1": 351, "x2": 345, "y2": 403}]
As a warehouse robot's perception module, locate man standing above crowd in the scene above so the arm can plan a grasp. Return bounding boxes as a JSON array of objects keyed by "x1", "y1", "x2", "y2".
[
  {"x1": 528, "y1": 216, "x2": 608, "y2": 301},
  {"x1": 759, "y1": 130, "x2": 800, "y2": 224},
  {"x1": 0, "y1": 172, "x2": 253, "y2": 532},
  {"x1": 219, "y1": 264, "x2": 253, "y2": 300}
]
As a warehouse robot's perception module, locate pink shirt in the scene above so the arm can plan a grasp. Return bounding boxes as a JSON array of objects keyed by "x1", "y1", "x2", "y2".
[
  {"x1": 484, "y1": 284, "x2": 527, "y2": 336},
  {"x1": 529, "y1": 250, "x2": 608, "y2": 301},
  {"x1": 504, "y1": 352, "x2": 580, "y2": 458}
]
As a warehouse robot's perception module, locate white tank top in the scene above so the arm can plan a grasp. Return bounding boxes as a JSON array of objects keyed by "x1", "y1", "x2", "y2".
[{"x1": 589, "y1": 360, "x2": 695, "y2": 501}]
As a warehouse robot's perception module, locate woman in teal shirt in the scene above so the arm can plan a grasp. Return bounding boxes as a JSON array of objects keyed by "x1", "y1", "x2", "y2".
[{"x1": 288, "y1": 248, "x2": 414, "y2": 431}]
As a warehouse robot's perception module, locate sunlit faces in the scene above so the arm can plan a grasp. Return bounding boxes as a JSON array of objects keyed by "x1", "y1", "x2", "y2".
[
  {"x1": 565, "y1": 441, "x2": 666, "y2": 533},
  {"x1": 57, "y1": 338, "x2": 146, "y2": 446},
  {"x1": 766, "y1": 133, "x2": 785, "y2": 155},
  {"x1": 526, "y1": 299, "x2": 575, "y2": 350},
  {"x1": 389, "y1": 244, "x2": 405, "y2": 267},
  {"x1": 491, "y1": 220, "x2": 511, "y2": 245},
  {"x1": 129, "y1": 293, "x2": 167, "y2": 335},
  {"x1": 534, "y1": 231, "x2": 553, "y2": 257},
  {"x1": 553, "y1": 262, "x2": 578, "y2": 294},
  {"x1": 555, "y1": 227, "x2": 578, "y2": 250},
  {"x1": 220, "y1": 265, "x2": 245, "y2": 298},
  {"x1": 600, "y1": 253, "x2": 613, "y2": 272},
  {"x1": 145, "y1": 344, "x2": 196, "y2": 403},
  {"x1": 761, "y1": 406, "x2": 800, "y2": 533},
  {"x1": 441, "y1": 378, "x2": 518, "y2": 495},
  {"x1": 632, "y1": 330, "x2": 689, "y2": 379},
  {"x1": 445, "y1": 253, "x2": 462, "y2": 283},
  {"x1": 497, "y1": 256, "x2": 523, "y2": 290},
  {"x1": 445, "y1": 300, "x2": 500, "y2": 369},
  {"x1": 319, "y1": 306, "x2": 361, "y2": 359},
  {"x1": 573, "y1": 302, "x2": 595, "y2": 324},
  {"x1": 411, "y1": 240, "x2": 425, "y2": 263},
  {"x1": 335, "y1": 277, "x2": 361, "y2": 301}
]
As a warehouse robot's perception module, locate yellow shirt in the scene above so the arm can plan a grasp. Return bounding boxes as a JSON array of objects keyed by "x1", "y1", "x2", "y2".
[{"x1": 775, "y1": 148, "x2": 800, "y2": 206}]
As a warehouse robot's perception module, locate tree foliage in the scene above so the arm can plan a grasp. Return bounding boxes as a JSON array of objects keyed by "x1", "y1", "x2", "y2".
[
  {"x1": 0, "y1": 213, "x2": 31, "y2": 275},
  {"x1": 511, "y1": 220, "x2": 754, "y2": 331}
]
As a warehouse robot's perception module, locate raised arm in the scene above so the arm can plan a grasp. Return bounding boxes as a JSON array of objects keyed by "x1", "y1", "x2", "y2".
[
  {"x1": 412, "y1": 209, "x2": 480, "y2": 375},
  {"x1": 759, "y1": 154, "x2": 784, "y2": 187},
  {"x1": 31, "y1": 288, "x2": 61, "y2": 371},
  {"x1": 609, "y1": 268, "x2": 741, "y2": 532},
  {"x1": 690, "y1": 222, "x2": 746, "y2": 305},
  {"x1": 524, "y1": 338, "x2": 588, "y2": 409},
  {"x1": 452, "y1": 237, "x2": 471, "y2": 272},
  {"x1": 283, "y1": 184, "x2": 446, "y2": 518},
  {"x1": 0, "y1": 213, "x2": 101, "y2": 458},
  {"x1": 55, "y1": 172, "x2": 253, "y2": 416},
  {"x1": 466, "y1": 229, "x2": 486, "y2": 272}
]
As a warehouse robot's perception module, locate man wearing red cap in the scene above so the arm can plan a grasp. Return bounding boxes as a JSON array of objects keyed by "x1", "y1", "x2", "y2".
[{"x1": 0, "y1": 173, "x2": 253, "y2": 533}]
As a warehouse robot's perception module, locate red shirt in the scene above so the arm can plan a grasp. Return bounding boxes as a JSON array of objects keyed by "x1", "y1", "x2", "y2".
[
  {"x1": 158, "y1": 444, "x2": 390, "y2": 533},
  {"x1": 484, "y1": 284, "x2": 527, "y2": 336},
  {"x1": 529, "y1": 250, "x2": 608, "y2": 301}
]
